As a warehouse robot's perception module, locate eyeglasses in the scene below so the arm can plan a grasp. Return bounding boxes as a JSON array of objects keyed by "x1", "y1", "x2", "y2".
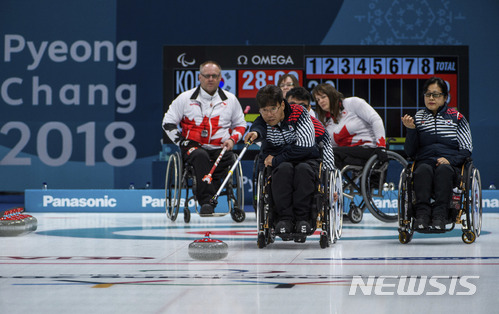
[
  {"x1": 424, "y1": 92, "x2": 444, "y2": 99},
  {"x1": 279, "y1": 83, "x2": 294, "y2": 88},
  {"x1": 200, "y1": 73, "x2": 220, "y2": 79},
  {"x1": 259, "y1": 104, "x2": 281, "y2": 115}
]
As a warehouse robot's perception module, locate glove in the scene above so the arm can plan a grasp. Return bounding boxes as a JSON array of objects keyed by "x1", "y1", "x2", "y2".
[
  {"x1": 180, "y1": 139, "x2": 201, "y2": 156},
  {"x1": 374, "y1": 147, "x2": 388, "y2": 163}
]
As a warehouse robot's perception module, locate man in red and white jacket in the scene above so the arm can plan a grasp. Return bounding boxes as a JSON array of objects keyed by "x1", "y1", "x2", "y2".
[{"x1": 162, "y1": 61, "x2": 246, "y2": 215}]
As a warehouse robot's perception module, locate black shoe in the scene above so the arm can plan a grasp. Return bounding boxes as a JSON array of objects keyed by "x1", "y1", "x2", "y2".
[
  {"x1": 275, "y1": 220, "x2": 293, "y2": 234},
  {"x1": 414, "y1": 217, "x2": 429, "y2": 230},
  {"x1": 200, "y1": 204, "x2": 214, "y2": 215},
  {"x1": 294, "y1": 235, "x2": 307, "y2": 243},
  {"x1": 431, "y1": 219, "x2": 445, "y2": 231},
  {"x1": 295, "y1": 220, "x2": 312, "y2": 234}
]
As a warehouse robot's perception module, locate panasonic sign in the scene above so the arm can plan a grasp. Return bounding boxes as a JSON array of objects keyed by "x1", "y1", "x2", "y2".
[{"x1": 42, "y1": 195, "x2": 117, "y2": 207}]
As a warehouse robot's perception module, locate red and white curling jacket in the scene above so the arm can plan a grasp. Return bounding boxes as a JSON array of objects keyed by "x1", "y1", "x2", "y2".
[
  {"x1": 325, "y1": 96, "x2": 386, "y2": 148},
  {"x1": 162, "y1": 86, "x2": 247, "y2": 150}
]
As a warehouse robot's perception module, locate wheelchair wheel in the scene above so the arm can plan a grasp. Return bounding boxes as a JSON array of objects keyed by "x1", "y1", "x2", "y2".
[
  {"x1": 397, "y1": 164, "x2": 414, "y2": 240},
  {"x1": 361, "y1": 151, "x2": 408, "y2": 222},
  {"x1": 182, "y1": 165, "x2": 198, "y2": 221},
  {"x1": 252, "y1": 154, "x2": 260, "y2": 212},
  {"x1": 183, "y1": 208, "x2": 190, "y2": 223},
  {"x1": 228, "y1": 157, "x2": 245, "y2": 223},
  {"x1": 256, "y1": 171, "x2": 267, "y2": 248},
  {"x1": 341, "y1": 165, "x2": 364, "y2": 224},
  {"x1": 320, "y1": 168, "x2": 343, "y2": 248},
  {"x1": 319, "y1": 233, "x2": 329, "y2": 249},
  {"x1": 331, "y1": 169, "x2": 343, "y2": 240},
  {"x1": 467, "y1": 166, "x2": 482, "y2": 238},
  {"x1": 347, "y1": 204, "x2": 363, "y2": 224},
  {"x1": 165, "y1": 152, "x2": 182, "y2": 221},
  {"x1": 256, "y1": 168, "x2": 273, "y2": 248},
  {"x1": 399, "y1": 231, "x2": 413, "y2": 244},
  {"x1": 320, "y1": 170, "x2": 333, "y2": 247},
  {"x1": 257, "y1": 233, "x2": 267, "y2": 249},
  {"x1": 462, "y1": 230, "x2": 476, "y2": 244}
]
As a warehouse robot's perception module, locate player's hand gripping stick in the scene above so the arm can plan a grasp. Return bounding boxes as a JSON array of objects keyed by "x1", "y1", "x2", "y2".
[{"x1": 202, "y1": 147, "x2": 227, "y2": 184}]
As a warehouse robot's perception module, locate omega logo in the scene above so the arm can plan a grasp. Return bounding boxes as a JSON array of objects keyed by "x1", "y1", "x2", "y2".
[{"x1": 237, "y1": 55, "x2": 294, "y2": 66}]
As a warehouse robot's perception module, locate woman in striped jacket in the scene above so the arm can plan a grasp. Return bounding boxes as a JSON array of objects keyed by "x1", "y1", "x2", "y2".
[{"x1": 402, "y1": 77, "x2": 473, "y2": 231}]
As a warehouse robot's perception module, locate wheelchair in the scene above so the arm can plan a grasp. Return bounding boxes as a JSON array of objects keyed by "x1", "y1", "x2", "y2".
[
  {"x1": 254, "y1": 155, "x2": 343, "y2": 249},
  {"x1": 164, "y1": 151, "x2": 245, "y2": 223},
  {"x1": 341, "y1": 150, "x2": 408, "y2": 223},
  {"x1": 398, "y1": 159, "x2": 482, "y2": 244}
]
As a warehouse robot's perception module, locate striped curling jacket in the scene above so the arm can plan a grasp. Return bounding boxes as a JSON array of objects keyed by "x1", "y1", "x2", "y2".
[
  {"x1": 404, "y1": 103, "x2": 472, "y2": 167},
  {"x1": 251, "y1": 101, "x2": 335, "y2": 170}
]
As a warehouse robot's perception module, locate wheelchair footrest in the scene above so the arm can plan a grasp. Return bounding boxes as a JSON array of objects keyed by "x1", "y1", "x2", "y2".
[
  {"x1": 276, "y1": 232, "x2": 310, "y2": 242},
  {"x1": 415, "y1": 228, "x2": 448, "y2": 234},
  {"x1": 198, "y1": 212, "x2": 228, "y2": 218}
]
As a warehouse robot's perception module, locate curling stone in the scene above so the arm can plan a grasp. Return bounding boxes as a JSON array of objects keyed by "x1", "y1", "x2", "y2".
[
  {"x1": 16, "y1": 208, "x2": 38, "y2": 232},
  {"x1": 188, "y1": 232, "x2": 228, "y2": 261},
  {"x1": 0, "y1": 208, "x2": 37, "y2": 237}
]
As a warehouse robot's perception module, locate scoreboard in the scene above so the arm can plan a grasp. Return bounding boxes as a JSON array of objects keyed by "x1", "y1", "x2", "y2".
[{"x1": 163, "y1": 46, "x2": 468, "y2": 140}]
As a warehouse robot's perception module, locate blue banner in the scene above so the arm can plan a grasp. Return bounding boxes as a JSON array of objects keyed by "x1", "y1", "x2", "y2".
[
  {"x1": 25, "y1": 189, "x2": 231, "y2": 213},
  {"x1": 25, "y1": 189, "x2": 499, "y2": 213}
]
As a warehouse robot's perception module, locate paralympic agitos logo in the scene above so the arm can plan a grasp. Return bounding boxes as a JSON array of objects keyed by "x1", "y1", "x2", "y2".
[{"x1": 177, "y1": 53, "x2": 196, "y2": 67}]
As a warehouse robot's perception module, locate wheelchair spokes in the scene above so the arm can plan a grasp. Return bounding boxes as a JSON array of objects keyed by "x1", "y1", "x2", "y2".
[
  {"x1": 398, "y1": 159, "x2": 482, "y2": 244},
  {"x1": 165, "y1": 152, "x2": 182, "y2": 221},
  {"x1": 361, "y1": 151, "x2": 408, "y2": 222},
  {"x1": 164, "y1": 151, "x2": 245, "y2": 223}
]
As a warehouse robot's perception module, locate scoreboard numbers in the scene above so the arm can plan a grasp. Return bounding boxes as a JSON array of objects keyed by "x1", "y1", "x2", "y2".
[
  {"x1": 306, "y1": 57, "x2": 434, "y2": 75},
  {"x1": 238, "y1": 70, "x2": 301, "y2": 98}
]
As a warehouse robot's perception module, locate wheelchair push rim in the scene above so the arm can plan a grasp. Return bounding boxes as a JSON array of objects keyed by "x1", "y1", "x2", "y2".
[
  {"x1": 330, "y1": 169, "x2": 343, "y2": 240},
  {"x1": 256, "y1": 168, "x2": 273, "y2": 248},
  {"x1": 227, "y1": 159, "x2": 245, "y2": 222},
  {"x1": 397, "y1": 164, "x2": 414, "y2": 243},
  {"x1": 165, "y1": 152, "x2": 182, "y2": 221},
  {"x1": 361, "y1": 150, "x2": 408, "y2": 222},
  {"x1": 467, "y1": 167, "x2": 482, "y2": 238}
]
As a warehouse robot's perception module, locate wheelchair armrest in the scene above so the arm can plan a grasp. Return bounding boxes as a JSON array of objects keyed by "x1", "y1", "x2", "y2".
[{"x1": 317, "y1": 141, "x2": 325, "y2": 159}]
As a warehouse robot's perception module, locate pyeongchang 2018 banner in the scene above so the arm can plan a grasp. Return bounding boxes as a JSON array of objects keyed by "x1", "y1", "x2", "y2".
[{"x1": 0, "y1": 1, "x2": 159, "y2": 191}]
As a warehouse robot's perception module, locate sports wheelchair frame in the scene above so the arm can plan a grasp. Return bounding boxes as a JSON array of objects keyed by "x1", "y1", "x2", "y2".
[
  {"x1": 398, "y1": 159, "x2": 482, "y2": 244},
  {"x1": 255, "y1": 155, "x2": 343, "y2": 249},
  {"x1": 341, "y1": 150, "x2": 408, "y2": 223},
  {"x1": 164, "y1": 151, "x2": 245, "y2": 223}
]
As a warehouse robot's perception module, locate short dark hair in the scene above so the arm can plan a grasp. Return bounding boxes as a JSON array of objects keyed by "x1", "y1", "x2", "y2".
[
  {"x1": 256, "y1": 85, "x2": 283, "y2": 108},
  {"x1": 423, "y1": 77, "x2": 449, "y2": 97},
  {"x1": 285, "y1": 87, "x2": 311, "y2": 105}
]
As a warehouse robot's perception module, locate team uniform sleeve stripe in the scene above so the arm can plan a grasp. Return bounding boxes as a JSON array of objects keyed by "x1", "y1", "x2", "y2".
[
  {"x1": 457, "y1": 115, "x2": 473, "y2": 152},
  {"x1": 322, "y1": 133, "x2": 336, "y2": 170},
  {"x1": 294, "y1": 110, "x2": 316, "y2": 148}
]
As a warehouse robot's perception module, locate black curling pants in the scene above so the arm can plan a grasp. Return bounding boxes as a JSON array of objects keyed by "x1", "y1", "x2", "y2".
[
  {"x1": 413, "y1": 162, "x2": 457, "y2": 221},
  {"x1": 182, "y1": 148, "x2": 234, "y2": 206},
  {"x1": 271, "y1": 160, "x2": 319, "y2": 223},
  {"x1": 334, "y1": 146, "x2": 375, "y2": 170}
]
